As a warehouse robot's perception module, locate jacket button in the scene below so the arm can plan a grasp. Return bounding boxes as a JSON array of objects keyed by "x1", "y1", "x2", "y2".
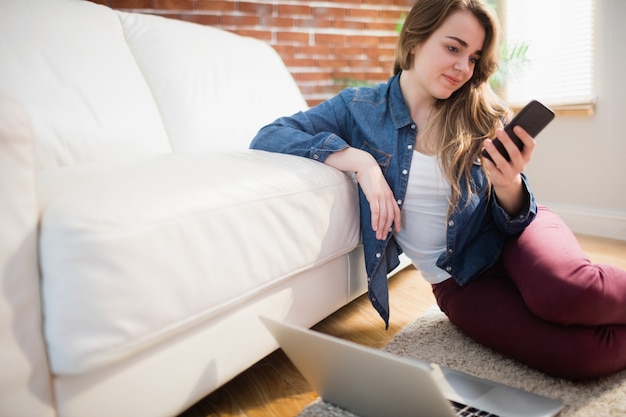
[
  {"x1": 312, "y1": 154, "x2": 319, "y2": 160},
  {"x1": 448, "y1": 220, "x2": 455, "y2": 227},
  {"x1": 402, "y1": 169, "x2": 408, "y2": 175},
  {"x1": 375, "y1": 252, "x2": 381, "y2": 258},
  {"x1": 446, "y1": 266, "x2": 452, "y2": 272},
  {"x1": 448, "y1": 248, "x2": 453, "y2": 254}
]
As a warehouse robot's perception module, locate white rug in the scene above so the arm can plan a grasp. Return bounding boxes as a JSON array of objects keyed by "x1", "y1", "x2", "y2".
[{"x1": 297, "y1": 307, "x2": 626, "y2": 417}]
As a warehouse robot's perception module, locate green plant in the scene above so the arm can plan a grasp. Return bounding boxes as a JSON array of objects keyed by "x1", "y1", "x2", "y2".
[
  {"x1": 396, "y1": 13, "x2": 406, "y2": 34},
  {"x1": 489, "y1": 41, "x2": 529, "y2": 93},
  {"x1": 485, "y1": 0, "x2": 530, "y2": 94}
]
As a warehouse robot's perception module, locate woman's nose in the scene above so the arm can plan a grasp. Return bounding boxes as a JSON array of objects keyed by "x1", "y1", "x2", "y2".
[{"x1": 454, "y1": 59, "x2": 469, "y2": 73}]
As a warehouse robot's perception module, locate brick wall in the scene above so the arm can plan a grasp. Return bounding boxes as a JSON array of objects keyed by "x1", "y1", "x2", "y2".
[{"x1": 89, "y1": 0, "x2": 412, "y2": 106}]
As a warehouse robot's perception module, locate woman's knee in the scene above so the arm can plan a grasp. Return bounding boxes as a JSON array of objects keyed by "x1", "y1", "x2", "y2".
[{"x1": 520, "y1": 263, "x2": 625, "y2": 326}]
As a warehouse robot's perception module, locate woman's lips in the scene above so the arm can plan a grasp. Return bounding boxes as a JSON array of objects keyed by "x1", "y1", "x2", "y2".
[{"x1": 443, "y1": 74, "x2": 461, "y2": 86}]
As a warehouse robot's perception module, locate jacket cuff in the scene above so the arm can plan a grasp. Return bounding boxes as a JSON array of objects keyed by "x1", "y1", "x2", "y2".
[
  {"x1": 492, "y1": 174, "x2": 537, "y2": 235},
  {"x1": 309, "y1": 133, "x2": 349, "y2": 162}
]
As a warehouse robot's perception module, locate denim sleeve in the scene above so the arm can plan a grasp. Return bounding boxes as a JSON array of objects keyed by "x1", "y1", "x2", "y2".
[
  {"x1": 490, "y1": 173, "x2": 538, "y2": 236},
  {"x1": 249, "y1": 93, "x2": 353, "y2": 163}
]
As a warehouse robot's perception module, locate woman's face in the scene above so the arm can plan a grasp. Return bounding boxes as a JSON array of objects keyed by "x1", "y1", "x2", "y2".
[{"x1": 407, "y1": 10, "x2": 486, "y2": 101}]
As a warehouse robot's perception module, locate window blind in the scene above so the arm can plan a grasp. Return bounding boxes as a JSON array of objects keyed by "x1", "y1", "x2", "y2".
[{"x1": 503, "y1": 0, "x2": 594, "y2": 107}]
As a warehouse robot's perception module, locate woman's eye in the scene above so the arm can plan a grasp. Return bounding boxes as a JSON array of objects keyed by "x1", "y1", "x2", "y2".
[
  {"x1": 470, "y1": 57, "x2": 478, "y2": 64},
  {"x1": 447, "y1": 46, "x2": 458, "y2": 53}
]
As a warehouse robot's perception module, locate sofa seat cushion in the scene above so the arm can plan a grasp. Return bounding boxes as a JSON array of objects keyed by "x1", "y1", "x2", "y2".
[{"x1": 37, "y1": 150, "x2": 359, "y2": 375}]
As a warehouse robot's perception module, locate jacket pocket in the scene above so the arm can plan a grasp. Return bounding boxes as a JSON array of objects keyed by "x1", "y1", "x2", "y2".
[{"x1": 361, "y1": 140, "x2": 392, "y2": 175}]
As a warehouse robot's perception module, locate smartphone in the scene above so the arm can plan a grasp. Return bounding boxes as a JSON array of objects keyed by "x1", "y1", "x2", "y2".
[{"x1": 482, "y1": 100, "x2": 555, "y2": 163}]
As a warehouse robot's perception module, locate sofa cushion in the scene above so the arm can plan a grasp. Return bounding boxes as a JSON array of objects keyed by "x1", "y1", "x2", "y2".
[
  {"x1": 0, "y1": 0, "x2": 171, "y2": 169},
  {"x1": 118, "y1": 11, "x2": 308, "y2": 153},
  {"x1": 0, "y1": 97, "x2": 56, "y2": 416},
  {"x1": 37, "y1": 151, "x2": 359, "y2": 374}
]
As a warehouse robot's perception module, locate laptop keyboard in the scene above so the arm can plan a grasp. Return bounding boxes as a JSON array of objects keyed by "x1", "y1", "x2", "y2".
[{"x1": 450, "y1": 400, "x2": 500, "y2": 417}]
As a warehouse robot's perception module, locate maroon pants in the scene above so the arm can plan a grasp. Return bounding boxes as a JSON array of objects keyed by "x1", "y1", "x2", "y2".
[{"x1": 432, "y1": 206, "x2": 626, "y2": 380}]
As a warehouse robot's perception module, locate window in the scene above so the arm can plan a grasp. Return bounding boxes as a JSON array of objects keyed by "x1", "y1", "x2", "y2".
[{"x1": 499, "y1": 0, "x2": 594, "y2": 111}]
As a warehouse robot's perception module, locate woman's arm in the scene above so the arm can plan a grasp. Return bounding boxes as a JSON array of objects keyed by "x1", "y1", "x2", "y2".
[
  {"x1": 325, "y1": 148, "x2": 401, "y2": 241},
  {"x1": 482, "y1": 125, "x2": 535, "y2": 216},
  {"x1": 251, "y1": 89, "x2": 401, "y2": 241},
  {"x1": 250, "y1": 95, "x2": 352, "y2": 160}
]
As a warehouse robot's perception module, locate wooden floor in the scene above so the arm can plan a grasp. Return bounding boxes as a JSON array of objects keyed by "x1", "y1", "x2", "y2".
[{"x1": 180, "y1": 234, "x2": 626, "y2": 417}]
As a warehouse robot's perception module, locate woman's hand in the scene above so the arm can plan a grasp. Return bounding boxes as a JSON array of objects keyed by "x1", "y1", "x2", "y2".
[
  {"x1": 325, "y1": 148, "x2": 401, "y2": 240},
  {"x1": 482, "y1": 126, "x2": 535, "y2": 216},
  {"x1": 356, "y1": 160, "x2": 402, "y2": 240}
]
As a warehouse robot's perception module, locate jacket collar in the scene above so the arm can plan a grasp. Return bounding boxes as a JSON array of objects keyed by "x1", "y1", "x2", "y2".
[{"x1": 388, "y1": 72, "x2": 413, "y2": 130}]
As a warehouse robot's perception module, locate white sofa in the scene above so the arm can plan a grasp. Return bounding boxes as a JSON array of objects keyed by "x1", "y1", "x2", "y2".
[{"x1": 0, "y1": 0, "x2": 391, "y2": 416}]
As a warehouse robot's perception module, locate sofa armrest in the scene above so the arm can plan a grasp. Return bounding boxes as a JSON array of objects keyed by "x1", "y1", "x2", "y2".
[{"x1": 0, "y1": 97, "x2": 55, "y2": 416}]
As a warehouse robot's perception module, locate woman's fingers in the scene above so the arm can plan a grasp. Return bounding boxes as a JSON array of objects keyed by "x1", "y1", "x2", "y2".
[
  {"x1": 370, "y1": 189, "x2": 401, "y2": 240},
  {"x1": 350, "y1": 153, "x2": 400, "y2": 240}
]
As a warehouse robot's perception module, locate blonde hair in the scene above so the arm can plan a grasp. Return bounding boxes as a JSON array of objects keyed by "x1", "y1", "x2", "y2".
[{"x1": 394, "y1": 0, "x2": 511, "y2": 212}]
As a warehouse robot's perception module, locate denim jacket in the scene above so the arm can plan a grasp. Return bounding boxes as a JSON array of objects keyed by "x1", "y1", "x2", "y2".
[{"x1": 250, "y1": 73, "x2": 537, "y2": 328}]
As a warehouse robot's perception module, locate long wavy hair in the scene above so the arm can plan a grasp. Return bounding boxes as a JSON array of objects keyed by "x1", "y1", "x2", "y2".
[{"x1": 394, "y1": 0, "x2": 510, "y2": 212}]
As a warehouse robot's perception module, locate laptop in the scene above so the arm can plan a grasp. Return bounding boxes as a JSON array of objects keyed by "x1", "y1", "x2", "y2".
[{"x1": 260, "y1": 316, "x2": 563, "y2": 417}]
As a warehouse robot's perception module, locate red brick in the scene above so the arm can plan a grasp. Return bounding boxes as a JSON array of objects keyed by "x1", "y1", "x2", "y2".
[
  {"x1": 297, "y1": 84, "x2": 317, "y2": 96},
  {"x1": 381, "y1": 9, "x2": 408, "y2": 20},
  {"x1": 283, "y1": 57, "x2": 317, "y2": 67},
  {"x1": 314, "y1": 32, "x2": 347, "y2": 45},
  {"x1": 379, "y1": 34, "x2": 400, "y2": 44},
  {"x1": 334, "y1": 20, "x2": 366, "y2": 30},
  {"x1": 320, "y1": 83, "x2": 344, "y2": 95},
  {"x1": 306, "y1": 98, "x2": 325, "y2": 107},
  {"x1": 366, "y1": 72, "x2": 391, "y2": 82},
  {"x1": 221, "y1": 14, "x2": 259, "y2": 26},
  {"x1": 261, "y1": 16, "x2": 296, "y2": 28},
  {"x1": 363, "y1": 0, "x2": 396, "y2": 5},
  {"x1": 321, "y1": 57, "x2": 351, "y2": 68},
  {"x1": 238, "y1": 2, "x2": 274, "y2": 15},
  {"x1": 348, "y1": 8, "x2": 380, "y2": 19},
  {"x1": 110, "y1": 0, "x2": 151, "y2": 8},
  {"x1": 236, "y1": 29, "x2": 273, "y2": 41},
  {"x1": 277, "y1": 4, "x2": 311, "y2": 16},
  {"x1": 298, "y1": 18, "x2": 332, "y2": 29},
  {"x1": 276, "y1": 31, "x2": 310, "y2": 44},
  {"x1": 349, "y1": 34, "x2": 381, "y2": 46},
  {"x1": 350, "y1": 57, "x2": 382, "y2": 68},
  {"x1": 297, "y1": 44, "x2": 333, "y2": 58},
  {"x1": 155, "y1": 12, "x2": 185, "y2": 19},
  {"x1": 370, "y1": 47, "x2": 397, "y2": 62},
  {"x1": 296, "y1": 71, "x2": 333, "y2": 82},
  {"x1": 153, "y1": 0, "x2": 194, "y2": 10},
  {"x1": 367, "y1": 21, "x2": 396, "y2": 31},
  {"x1": 272, "y1": 44, "x2": 296, "y2": 57},
  {"x1": 312, "y1": 6, "x2": 346, "y2": 19},
  {"x1": 197, "y1": 0, "x2": 235, "y2": 12},
  {"x1": 181, "y1": 13, "x2": 221, "y2": 25},
  {"x1": 335, "y1": 45, "x2": 366, "y2": 57}
]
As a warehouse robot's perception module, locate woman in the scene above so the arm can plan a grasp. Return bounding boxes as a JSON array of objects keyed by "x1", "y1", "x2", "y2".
[{"x1": 250, "y1": 0, "x2": 626, "y2": 380}]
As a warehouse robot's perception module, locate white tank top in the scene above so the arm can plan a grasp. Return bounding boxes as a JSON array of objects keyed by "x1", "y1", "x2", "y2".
[{"x1": 393, "y1": 151, "x2": 451, "y2": 284}]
